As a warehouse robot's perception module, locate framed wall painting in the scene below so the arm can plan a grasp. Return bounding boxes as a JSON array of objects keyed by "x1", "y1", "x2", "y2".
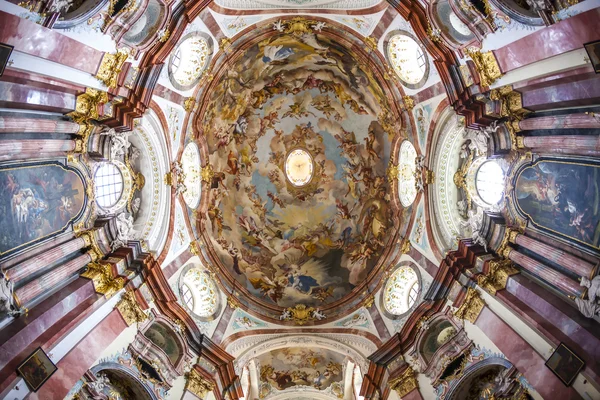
[
  {"x1": 17, "y1": 347, "x2": 58, "y2": 392},
  {"x1": 0, "y1": 43, "x2": 14, "y2": 76},
  {"x1": 584, "y1": 40, "x2": 600, "y2": 73},
  {"x1": 545, "y1": 343, "x2": 585, "y2": 386}
]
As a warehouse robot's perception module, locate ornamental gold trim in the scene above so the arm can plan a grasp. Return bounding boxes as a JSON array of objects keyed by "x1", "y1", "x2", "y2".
[
  {"x1": 185, "y1": 369, "x2": 214, "y2": 398},
  {"x1": 95, "y1": 51, "x2": 128, "y2": 88},
  {"x1": 465, "y1": 48, "x2": 502, "y2": 88},
  {"x1": 116, "y1": 290, "x2": 148, "y2": 326},
  {"x1": 82, "y1": 262, "x2": 125, "y2": 297},
  {"x1": 68, "y1": 88, "x2": 109, "y2": 124},
  {"x1": 389, "y1": 366, "x2": 418, "y2": 398},
  {"x1": 477, "y1": 259, "x2": 519, "y2": 295},
  {"x1": 454, "y1": 287, "x2": 485, "y2": 323}
]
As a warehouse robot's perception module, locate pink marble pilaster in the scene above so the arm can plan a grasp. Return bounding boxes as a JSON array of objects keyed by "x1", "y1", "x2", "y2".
[
  {"x1": 0, "y1": 11, "x2": 104, "y2": 74},
  {"x1": 0, "y1": 138, "x2": 76, "y2": 161},
  {"x1": 1, "y1": 232, "x2": 74, "y2": 269},
  {"x1": 28, "y1": 309, "x2": 128, "y2": 400},
  {"x1": 153, "y1": 84, "x2": 185, "y2": 105},
  {"x1": 0, "y1": 116, "x2": 80, "y2": 134},
  {"x1": 518, "y1": 113, "x2": 600, "y2": 130},
  {"x1": 521, "y1": 75, "x2": 600, "y2": 111},
  {"x1": 0, "y1": 81, "x2": 77, "y2": 114},
  {"x1": 14, "y1": 252, "x2": 92, "y2": 307},
  {"x1": 404, "y1": 389, "x2": 424, "y2": 400},
  {"x1": 514, "y1": 234, "x2": 597, "y2": 278},
  {"x1": 5, "y1": 237, "x2": 87, "y2": 284},
  {"x1": 494, "y1": 8, "x2": 600, "y2": 72},
  {"x1": 521, "y1": 135, "x2": 600, "y2": 157},
  {"x1": 506, "y1": 247, "x2": 584, "y2": 298},
  {"x1": 475, "y1": 307, "x2": 582, "y2": 400}
]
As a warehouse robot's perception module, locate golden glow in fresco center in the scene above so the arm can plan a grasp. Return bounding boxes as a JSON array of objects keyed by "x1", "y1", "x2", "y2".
[{"x1": 285, "y1": 149, "x2": 314, "y2": 187}]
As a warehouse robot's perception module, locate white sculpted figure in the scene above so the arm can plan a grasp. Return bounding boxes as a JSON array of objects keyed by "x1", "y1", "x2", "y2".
[
  {"x1": 88, "y1": 373, "x2": 110, "y2": 392},
  {"x1": 131, "y1": 197, "x2": 141, "y2": 214},
  {"x1": 574, "y1": 276, "x2": 600, "y2": 318},
  {"x1": 50, "y1": 0, "x2": 73, "y2": 13},
  {"x1": 111, "y1": 213, "x2": 137, "y2": 251},
  {"x1": 273, "y1": 20, "x2": 285, "y2": 32},
  {"x1": 129, "y1": 146, "x2": 141, "y2": 164},
  {"x1": 463, "y1": 125, "x2": 491, "y2": 156},
  {"x1": 102, "y1": 128, "x2": 132, "y2": 159},
  {"x1": 0, "y1": 272, "x2": 15, "y2": 315},
  {"x1": 312, "y1": 308, "x2": 326, "y2": 321},
  {"x1": 279, "y1": 309, "x2": 291, "y2": 321},
  {"x1": 312, "y1": 21, "x2": 326, "y2": 32},
  {"x1": 460, "y1": 207, "x2": 488, "y2": 251}
]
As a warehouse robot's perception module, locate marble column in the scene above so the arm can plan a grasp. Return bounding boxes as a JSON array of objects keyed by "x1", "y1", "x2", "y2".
[
  {"x1": 512, "y1": 233, "x2": 597, "y2": 278},
  {"x1": 520, "y1": 135, "x2": 600, "y2": 157},
  {"x1": 518, "y1": 113, "x2": 600, "y2": 131},
  {"x1": 0, "y1": 115, "x2": 80, "y2": 134},
  {"x1": 13, "y1": 252, "x2": 92, "y2": 307},
  {"x1": 505, "y1": 247, "x2": 584, "y2": 298},
  {"x1": 1, "y1": 232, "x2": 74, "y2": 269},
  {"x1": 0, "y1": 138, "x2": 76, "y2": 161},
  {"x1": 521, "y1": 75, "x2": 600, "y2": 112},
  {"x1": 4, "y1": 237, "x2": 87, "y2": 284}
]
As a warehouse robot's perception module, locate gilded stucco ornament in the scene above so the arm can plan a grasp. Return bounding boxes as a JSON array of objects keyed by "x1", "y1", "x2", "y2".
[
  {"x1": 81, "y1": 262, "x2": 125, "y2": 297},
  {"x1": 386, "y1": 161, "x2": 399, "y2": 182},
  {"x1": 200, "y1": 164, "x2": 215, "y2": 183},
  {"x1": 389, "y1": 366, "x2": 419, "y2": 398},
  {"x1": 427, "y1": 24, "x2": 442, "y2": 43},
  {"x1": 279, "y1": 304, "x2": 325, "y2": 325},
  {"x1": 477, "y1": 259, "x2": 519, "y2": 295},
  {"x1": 186, "y1": 369, "x2": 214, "y2": 398},
  {"x1": 363, "y1": 36, "x2": 378, "y2": 52},
  {"x1": 183, "y1": 97, "x2": 196, "y2": 112},
  {"x1": 95, "y1": 51, "x2": 129, "y2": 88},
  {"x1": 465, "y1": 48, "x2": 503, "y2": 88},
  {"x1": 189, "y1": 241, "x2": 201, "y2": 256},
  {"x1": 227, "y1": 296, "x2": 240, "y2": 309},
  {"x1": 116, "y1": 290, "x2": 148, "y2": 326},
  {"x1": 68, "y1": 88, "x2": 109, "y2": 124},
  {"x1": 454, "y1": 287, "x2": 485, "y2": 323},
  {"x1": 403, "y1": 95, "x2": 415, "y2": 112},
  {"x1": 496, "y1": 227, "x2": 523, "y2": 260}
]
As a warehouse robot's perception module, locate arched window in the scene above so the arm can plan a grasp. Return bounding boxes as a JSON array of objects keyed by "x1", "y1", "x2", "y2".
[
  {"x1": 383, "y1": 265, "x2": 420, "y2": 316},
  {"x1": 476, "y1": 161, "x2": 505, "y2": 205},
  {"x1": 95, "y1": 163, "x2": 124, "y2": 208},
  {"x1": 386, "y1": 32, "x2": 430, "y2": 89},
  {"x1": 398, "y1": 141, "x2": 418, "y2": 207},
  {"x1": 168, "y1": 32, "x2": 212, "y2": 91},
  {"x1": 179, "y1": 267, "x2": 220, "y2": 320}
]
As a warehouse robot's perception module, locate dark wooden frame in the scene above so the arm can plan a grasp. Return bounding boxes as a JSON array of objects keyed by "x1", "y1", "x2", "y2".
[
  {"x1": 545, "y1": 342, "x2": 585, "y2": 386},
  {"x1": 17, "y1": 347, "x2": 58, "y2": 392},
  {"x1": 584, "y1": 40, "x2": 600, "y2": 74},
  {"x1": 0, "y1": 43, "x2": 14, "y2": 77}
]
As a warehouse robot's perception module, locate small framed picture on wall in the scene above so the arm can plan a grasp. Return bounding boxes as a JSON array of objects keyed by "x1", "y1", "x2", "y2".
[
  {"x1": 17, "y1": 347, "x2": 58, "y2": 392},
  {"x1": 545, "y1": 343, "x2": 585, "y2": 386},
  {"x1": 584, "y1": 40, "x2": 600, "y2": 73},
  {"x1": 0, "y1": 43, "x2": 14, "y2": 77}
]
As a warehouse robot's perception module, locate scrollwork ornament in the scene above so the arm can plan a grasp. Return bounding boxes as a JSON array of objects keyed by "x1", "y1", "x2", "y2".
[
  {"x1": 388, "y1": 366, "x2": 418, "y2": 398},
  {"x1": 465, "y1": 48, "x2": 503, "y2": 88},
  {"x1": 95, "y1": 51, "x2": 129, "y2": 88},
  {"x1": 454, "y1": 287, "x2": 485, "y2": 323},
  {"x1": 185, "y1": 369, "x2": 214, "y2": 398},
  {"x1": 116, "y1": 290, "x2": 148, "y2": 326}
]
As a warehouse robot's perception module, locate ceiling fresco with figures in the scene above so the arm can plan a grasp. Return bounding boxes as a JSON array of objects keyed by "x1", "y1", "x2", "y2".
[
  {"x1": 196, "y1": 19, "x2": 408, "y2": 313},
  {"x1": 258, "y1": 347, "x2": 346, "y2": 395}
]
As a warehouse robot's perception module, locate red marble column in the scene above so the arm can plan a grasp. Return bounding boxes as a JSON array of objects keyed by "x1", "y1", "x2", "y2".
[
  {"x1": 0, "y1": 11, "x2": 105, "y2": 75},
  {"x1": 475, "y1": 307, "x2": 582, "y2": 399},
  {"x1": 521, "y1": 135, "x2": 600, "y2": 157},
  {"x1": 521, "y1": 75, "x2": 600, "y2": 111},
  {"x1": 0, "y1": 138, "x2": 76, "y2": 161},
  {"x1": 28, "y1": 309, "x2": 128, "y2": 400},
  {"x1": 494, "y1": 8, "x2": 600, "y2": 73},
  {"x1": 518, "y1": 113, "x2": 600, "y2": 131},
  {"x1": 506, "y1": 247, "x2": 584, "y2": 298},
  {"x1": 0, "y1": 116, "x2": 80, "y2": 134},
  {"x1": 4, "y1": 237, "x2": 87, "y2": 284},
  {"x1": 513, "y1": 234, "x2": 597, "y2": 278},
  {"x1": 13, "y1": 252, "x2": 92, "y2": 307}
]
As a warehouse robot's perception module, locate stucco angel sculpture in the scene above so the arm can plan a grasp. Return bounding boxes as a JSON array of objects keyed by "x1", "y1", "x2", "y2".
[
  {"x1": 460, "y1": 207, "x2": 488, "y2": 251},
  {"x1": 111, "y1": 213, "x2": 137, "y2": 251},
  {"x1": 574, "y1": 276, "x2": 600, "y2": 318},
  {"x1": 102, "y1": 128, "x2": 132, "y2": 159}
]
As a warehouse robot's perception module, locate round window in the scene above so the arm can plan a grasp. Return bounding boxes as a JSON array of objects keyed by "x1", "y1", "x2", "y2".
[
  {"x1": 383, "y1": 265, "x2": 420, "y2": 316},
  {"x1": 476, "y1": 161, "x2": 505, "y2": 205},
  {"x1": 94, "y1": 163, "x2": 124, "y2": 208},
  {"x1": 180, "y1": 267, "x2": 219, "y2": 319},
  {"x1": 285, "y1": 148, "x2": 314, "y2": 187},
  {"x1": 398, "y1": 141, "x2": 418, "y2": 207},
  {"x1": 387, "y1": 33, "x2": 429, "y2": 89},
  {"x1": 168, "y1": 33, "x2": 212, "y2": 90}
]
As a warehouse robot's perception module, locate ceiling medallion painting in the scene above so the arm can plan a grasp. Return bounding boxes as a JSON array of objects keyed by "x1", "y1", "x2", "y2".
[{"x1": 196, "y1": 18, "x2": 405, "y2": 317}]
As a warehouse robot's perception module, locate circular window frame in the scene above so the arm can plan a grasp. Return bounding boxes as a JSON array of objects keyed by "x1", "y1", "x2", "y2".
[
  {"x1": 379, "y1": 262, "x2": 422, "y2": 320},
  {"x1": 465, "y1": 156, "x2": 506, "y2": 210},
  {"x1": 284, "y1": 147, "x2": 315, "y2": 188},
  {"x1": 398, "y1": 140, "x2": 419, "y2": 207},
  {"x1": 475, "y1": 160, "x2": 505, "y2": 206},
  {"x1": 168, "y1": 32, "x2": 213, "y2": 91},
  {"x1": 94, "y1": 160, "x2": 132, "y2": 214},
  {"x1": 177, "y1": 263, "x2": 222, "y2": 322},
  {"x1": 384, "y1": 30, "x2": 430, "y2": 90}
]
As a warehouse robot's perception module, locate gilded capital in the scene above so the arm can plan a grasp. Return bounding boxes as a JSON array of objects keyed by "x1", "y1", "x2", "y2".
[
  {"x1": 186, "y1": 369, "x2": 214, "y2": 398},
  {"x1": 478, "y1": 259, "x2": 519, "y2": 295},
  {"x1": 95, "y1": 51, "x2": 129, "y2": 88},
  {"x1": 454, "y1": 287, "x2": 485, "y2": 323},
  {"x1": 389, "y1": 366, "x2": 419, "y2": 398},
  {"x1": 116, "y1": 291, "x2": 148, "y2": 326},
  {"x1": 465, "y1": 48, "x2": 502, "y2": 88}
]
